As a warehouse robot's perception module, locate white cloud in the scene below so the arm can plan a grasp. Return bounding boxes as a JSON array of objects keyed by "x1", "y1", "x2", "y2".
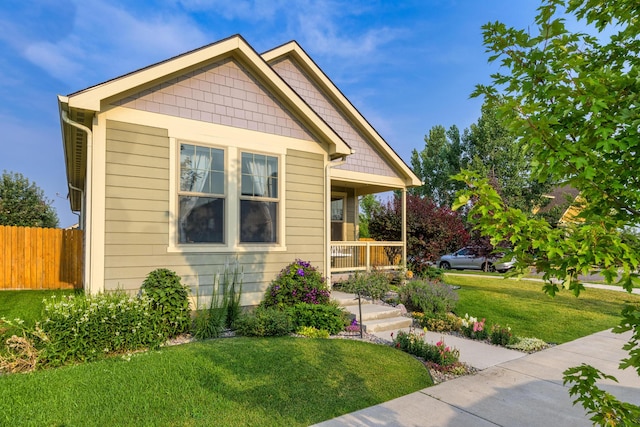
[
  {"x1": 13, "y1": 0, "x2": 208, "y2": 87},
  {"x1": 178, "y1": 0, "x2": 287, "y2": 21},
  {"x1": 23, "y1": 42, "x2": 84, "y2": 81}
]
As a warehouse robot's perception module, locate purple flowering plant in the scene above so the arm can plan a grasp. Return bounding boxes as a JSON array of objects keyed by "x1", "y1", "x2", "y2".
[{"x1": 261, "y1": 259, "x2": 330, "y2": 309}]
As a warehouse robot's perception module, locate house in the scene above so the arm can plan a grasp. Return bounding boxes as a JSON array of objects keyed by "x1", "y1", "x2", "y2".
[
  {"x1": 533, "y1": 185, "x2": 583, "y2": 225},
  {"x1": 59, "y1": 35, "x2": 421, "y2": 305}
]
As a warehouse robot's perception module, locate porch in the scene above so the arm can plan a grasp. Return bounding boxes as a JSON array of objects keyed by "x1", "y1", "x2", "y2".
[{"x1": 330, "y1": 240, "x2": 404, "y2": 273}]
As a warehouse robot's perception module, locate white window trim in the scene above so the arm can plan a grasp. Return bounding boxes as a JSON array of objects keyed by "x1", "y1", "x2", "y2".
[{"x1": 168, "y1": 137, "x2": 287, "y2": 253}]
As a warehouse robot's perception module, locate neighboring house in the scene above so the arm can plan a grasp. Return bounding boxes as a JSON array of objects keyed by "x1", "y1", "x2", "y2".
[
  {"x1": 533, "y1": 185, "x2": 583, "y2": 225},
  {"x1": 59, "y1": 35, "x2": 421, "y2": 304}
]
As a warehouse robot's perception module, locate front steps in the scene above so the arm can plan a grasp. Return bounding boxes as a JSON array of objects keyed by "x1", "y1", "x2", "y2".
[{"x1": 332, "y1": 291, "x2": 412, "y2": 333}]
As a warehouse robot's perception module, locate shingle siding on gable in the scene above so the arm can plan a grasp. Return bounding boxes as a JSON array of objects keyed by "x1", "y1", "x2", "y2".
[
  {"x1": 114, "y1": 58, "x2": 316, "y2": 142},
  {"x1": 271, "y1": 58, "x2": 397, "y2": 178}
]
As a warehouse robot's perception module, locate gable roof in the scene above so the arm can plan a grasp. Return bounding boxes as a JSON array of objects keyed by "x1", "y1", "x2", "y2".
[
  {"x1": 59, "y1": 35, "x2": 421, "y2": 209},
  {"x1": 262, "y1": 41, "x2": 421, "y2": 187},
  {"x1": 60, "y1": 34, "x2": 351, "y2": 153}
]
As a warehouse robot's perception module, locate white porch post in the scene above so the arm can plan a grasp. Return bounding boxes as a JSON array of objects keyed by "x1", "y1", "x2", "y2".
[{"x1": 402, "y1": 188, "x2": 407, "y2": 271}]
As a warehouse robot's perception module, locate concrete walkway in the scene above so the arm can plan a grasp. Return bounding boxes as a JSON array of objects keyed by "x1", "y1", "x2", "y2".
[{"x1": 314, "y1": 329, "x2": 639, "y2": 426}]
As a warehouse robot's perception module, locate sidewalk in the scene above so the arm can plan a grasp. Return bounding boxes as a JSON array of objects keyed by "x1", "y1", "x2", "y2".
[{"x1": 314, "y1": 329, "x2": 639, "y2": 427}]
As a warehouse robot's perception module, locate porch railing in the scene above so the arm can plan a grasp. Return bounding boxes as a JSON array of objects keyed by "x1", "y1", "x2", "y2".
[{"x1": 330, "y1": 241, "x2": 403, "y2": 272}]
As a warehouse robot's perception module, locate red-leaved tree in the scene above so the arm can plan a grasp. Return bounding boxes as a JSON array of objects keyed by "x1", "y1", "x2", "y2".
[{"x1": 369, "y1": 194, "x2": 469, "y2": 272}]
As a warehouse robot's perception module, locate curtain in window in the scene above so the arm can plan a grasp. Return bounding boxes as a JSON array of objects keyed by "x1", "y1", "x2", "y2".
[
  {"x1": 243, "y1": 156, "x2": 275, "y2": 241},
  {"x1": 179, "y1": 147, "x2": 211, "y2": 241}
]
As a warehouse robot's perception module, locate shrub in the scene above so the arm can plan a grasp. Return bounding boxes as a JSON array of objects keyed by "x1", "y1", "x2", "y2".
[
  {"x1": 141, "y1": 268, "x2": 191, "y2": 337},
  {"x1": 398, "y1": 280, "x2": 458, "y2": 315},
  {"x1": 460, "y1": 314, "x2": 488, "y2": 340},
  {"x1": 413, "y1": 312, "x2": 461, "y2": 332},
  {"x1": 261, "y1": 260, "x2": 329, "y2": 309},
  {"x1": 296, "y1": 326, "x2": 330, "y2": 338},
  {"x1": 333, "y1": 270, "x2": 391, "y2": 301},
  {"x1": 35, "y1": 293, "x2": 168, "y2": 367},
  {"x1": 287, "y1": 302, "x2": 348, "y2": 335},
  {"x1": 192, "y1": 260, "x2": 243, "y2": 339},
  {"x1": 392, "y1": 330, "x2": 459, "y2": 366},
  {"x1": 490, "y1": 324, "x2": 513, "y2": 346},
  {"x1": 409, "y1": 264, "x2": 444, "y2": 282},
  {"x1": 507, "y1": 337, "x2": 549, "y2": 353},
  {"x1": 192, "y1": 293, "x2": 226, "y2": 340},
  {"x1": 233, "y1": 307, "x2": 293, "y2": 337}
]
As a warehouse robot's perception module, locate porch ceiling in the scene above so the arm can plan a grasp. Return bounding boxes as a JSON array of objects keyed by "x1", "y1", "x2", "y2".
[{"x1": 330, "y1": 177, "x2": 402, "y2": 195}]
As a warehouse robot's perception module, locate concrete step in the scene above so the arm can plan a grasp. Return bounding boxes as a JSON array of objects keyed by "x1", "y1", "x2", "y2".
[
  {"x1": 331, "y1": 291, "x2": 372, "y2": 307},
  {"x1": 362, "y1": 316, "x2": 413, "y2": 333},
  {"x1": 332, "y1": 290, "x2": 411, "y2": 333},
  {"x1": 343, "y1": 303, "x2": 403, "y2": 322}
]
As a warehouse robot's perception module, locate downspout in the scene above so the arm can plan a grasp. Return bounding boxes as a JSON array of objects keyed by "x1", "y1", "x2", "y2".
[
  {"x1": 67, "y1": 183, "x2": 84, "y2": 229},
  {"x1": 325, "y1": 155, "x2": 348, "y2": 287},
  {"x1": 61, "y1": 110, "x2": 93, "y2": 295}
]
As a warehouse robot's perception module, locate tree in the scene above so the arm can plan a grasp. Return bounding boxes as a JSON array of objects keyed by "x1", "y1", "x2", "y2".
[
  {"x1": 358, "y1": 193, "x2": 381, "y2": 238},
  {"x1": 462, "y1": 100, "x2": 552, "y2": 212},
  {"x1": 411, "y1": 103, "x2": 550, "y2": 213},
  {"x1": 369, "y1": 194, "x2": 469, "y2": 274},
  {"x1": 0, "y1": 171, "x2": 59, "y2": 228},
  {"x1": 457, "y1": 0, "x2": 640, "y2": 423},
  {"x1": 410, "y1": 125, "x2": 464, "y2": 207}
]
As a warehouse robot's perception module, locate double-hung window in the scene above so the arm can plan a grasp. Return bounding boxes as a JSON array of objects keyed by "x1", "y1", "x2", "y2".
[
  {"x1": 178, "y1": 143, "x2": 225, "y2": 244},
  {"x1": 240, "y1": 152, "x2": 279, "y2": 243}
]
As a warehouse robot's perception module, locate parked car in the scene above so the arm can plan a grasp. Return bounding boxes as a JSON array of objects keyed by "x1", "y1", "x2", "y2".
[{"x1": 438, "y1": 247, "x2": 515, "y2": 273}]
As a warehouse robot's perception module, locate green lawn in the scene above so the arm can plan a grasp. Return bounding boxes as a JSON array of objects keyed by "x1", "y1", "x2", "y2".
[
  {"x1": 0, "y1": 290, "x2": 431, "y2": 426},
  {"x1": 3, "y1": 278, "x2": 638, "y2": 426},
  {"x1": 0, "y1": 290, "x2": 77, "y2": 325},
  {"x1": 446, "y1": 274, "x2": 640, "y2": 344},
  {"x1": 0, "y1": 337, "x2": 431, "y2": 426}
]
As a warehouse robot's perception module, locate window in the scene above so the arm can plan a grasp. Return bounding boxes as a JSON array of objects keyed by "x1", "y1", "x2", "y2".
[
  {"x1": 331, "y1": 196, "x2": 345, "y2": 241},
  {"x1": 178, "y1": 143, "x2": 225, "y2": 243},
  {"x1": 240, "y1": 152, "x2": 278, "y2": 243}
]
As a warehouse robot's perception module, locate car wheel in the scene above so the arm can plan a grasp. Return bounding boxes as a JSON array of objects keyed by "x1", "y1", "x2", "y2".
[
  {"x1": 482, "y1": 262, "x2": 496, "y2": 273},
  {"x1": 439, "y1": 261, "x2": 451, "y2": 270}
]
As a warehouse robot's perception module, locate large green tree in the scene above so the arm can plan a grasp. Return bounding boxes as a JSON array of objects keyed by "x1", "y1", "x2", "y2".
[
  {"x1": 410, "y1": 125, "x2": 464, "y2": 207},
  {"x1": 412, "y1": 102, "x2": 550, "y2": 212},
  {"x1": 358, "y1": 193, "x2": 381, "y2": 238},
  {"x1": 462, "y1": 100, "x2": 551, "y2": 212},
  {"x1": 457, "y1": 0, "x2": 640, "y2": 423},
  {"x1": 0, "y1": 171, "x2": 59, "y2": 228}
]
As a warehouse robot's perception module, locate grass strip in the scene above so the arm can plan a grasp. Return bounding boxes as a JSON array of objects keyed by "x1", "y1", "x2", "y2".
[{"x1": 446, "y1": 275, "x2": 640, "y2": 344}]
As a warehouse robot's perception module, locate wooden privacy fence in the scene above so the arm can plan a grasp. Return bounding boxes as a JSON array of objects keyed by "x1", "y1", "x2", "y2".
[{"x1": 0, "y1": 226, "x2": 83, "y2": 290}]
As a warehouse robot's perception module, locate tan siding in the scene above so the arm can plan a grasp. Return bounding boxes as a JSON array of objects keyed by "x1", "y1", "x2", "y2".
[
  {"x1": 106, "y1": 209, "x2": 167, "y2": 222},
  {"x1": 106, "y1": 198, "x2": 169, "y2": 212},
  {"x1": 106, "y1": 164, "x2": 168, "y2": 180},
  {"x1": 108, "y1": 139, "x2": 169, "y2": 157},
  {"x1": 102, "y1": 124, "x2": 327, "y2": 306},
  {"x1": 104, "y1": 120, "x2": 171, "y2": 291},
  {"x1": 108, "y1": 121, "x2": 169, "y2": 138},
  {"x1": 105, "y1": 186, "x2": 169, "y2": 201},
  {"x1": 107, "y1": 151, "x2": 169, "y2": 169},
  {"x1": 286, "y1": 181, "x2": 323, "y2": 195},
  {"x1": 106, "y1": 174, "x2": 169, "y2": 190}
]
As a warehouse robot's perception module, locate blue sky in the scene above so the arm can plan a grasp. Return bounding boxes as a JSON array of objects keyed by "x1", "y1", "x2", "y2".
[{"x1": 0, "y1": 0, "x2": 541, "y2": 228}]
